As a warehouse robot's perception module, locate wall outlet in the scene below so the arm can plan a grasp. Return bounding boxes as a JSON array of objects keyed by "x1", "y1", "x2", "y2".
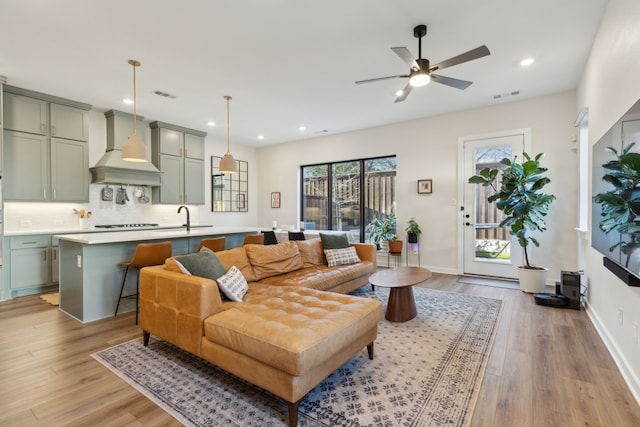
[
  {"x1": 54, "y1": 220, "x2": 64, "y2": 226},
  {"x1": 76, "y1": 255, "x2": 82, "y2": 268},
  {"x1": 619, "y1": 307, "x2": 624, "y2": 325},
  {"x1": 19, "y1": 220, "x2": 32, "y2": 227}
]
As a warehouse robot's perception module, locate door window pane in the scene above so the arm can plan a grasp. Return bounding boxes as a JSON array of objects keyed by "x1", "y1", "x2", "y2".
[{"x1": 474, "y1": 146, "x2": 511, "y2": 262}]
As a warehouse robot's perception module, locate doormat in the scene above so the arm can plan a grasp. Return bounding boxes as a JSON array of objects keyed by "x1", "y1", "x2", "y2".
[
  {"x1": 40, "y1": 292, "x2": 59, "y2": 306},
  {"x1": 93, "y1": 287, "x2": 502, "y2": 427},
  {"x1": 458, "y1": 275, "x2": 520, "y2": 290}
]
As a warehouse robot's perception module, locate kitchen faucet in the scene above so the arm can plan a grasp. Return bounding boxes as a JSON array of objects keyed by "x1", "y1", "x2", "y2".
[{"x1": 178, "y1": 205, "x2": 190, "y2": 232}]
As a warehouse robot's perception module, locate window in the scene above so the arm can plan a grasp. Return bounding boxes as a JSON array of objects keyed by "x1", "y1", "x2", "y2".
[{"x1": 301, "y1": 156, "x2": 396, "y2": 242}]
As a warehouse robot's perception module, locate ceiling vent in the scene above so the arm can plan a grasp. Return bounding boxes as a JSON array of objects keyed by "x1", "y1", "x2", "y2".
[
  {"x1": 493, "y1": 91, "x2": 520, "y2": 100},
  {"x1": 154, "y1": 90, "x2": 176, "y2": 99}
]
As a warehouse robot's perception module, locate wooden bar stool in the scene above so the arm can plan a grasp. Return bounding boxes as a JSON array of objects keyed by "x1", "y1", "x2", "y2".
[
  {"x1": 198, "y1": 237, "x2": 225, "y2": 252},
  {"x1": 115, "y1": 241, "x2": 172, "y2": 324},
  {"x1": 243, "y1": 234, "x2": 264, "y2": 245}
]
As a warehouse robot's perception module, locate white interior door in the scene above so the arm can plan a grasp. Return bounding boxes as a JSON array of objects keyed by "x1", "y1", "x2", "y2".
[{"x1": 459, "y1": 130, "x2": 530, "y2": 278}]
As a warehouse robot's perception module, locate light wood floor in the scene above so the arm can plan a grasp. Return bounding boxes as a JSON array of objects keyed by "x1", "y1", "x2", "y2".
[{"x1": 1, "y1": 274, "x2": 639, "y2": 426}]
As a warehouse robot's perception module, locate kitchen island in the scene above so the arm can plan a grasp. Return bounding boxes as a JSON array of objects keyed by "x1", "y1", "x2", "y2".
[{"x1": 56, "y1": 226, "x2": 259, "y2": 323}]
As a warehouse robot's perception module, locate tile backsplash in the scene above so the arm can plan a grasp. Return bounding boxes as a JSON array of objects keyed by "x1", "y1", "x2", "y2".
[{"x1": 4, "y1": 184, "x2": 201, "y2": 231}]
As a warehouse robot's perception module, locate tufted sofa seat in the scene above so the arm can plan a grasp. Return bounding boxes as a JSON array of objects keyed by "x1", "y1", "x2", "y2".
[{"x1": 139, "y1": 239, "x2": 382, "y2": 426}]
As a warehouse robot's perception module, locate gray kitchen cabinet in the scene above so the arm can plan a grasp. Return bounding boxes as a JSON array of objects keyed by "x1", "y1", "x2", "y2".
[
  {"x1": 150, "y1": 121, "x2": 206, "y2": 204},
  {"x1": 2, "y1": 86, "x2": 91, "y2": 202},
  {"x1": 3, "y1": 91, "x2": 89, "y2": 141},
  {"x1": 3, "y1": 92, "x2": 48, "y2": 135},
  {"x1": 51, "y1": 138, "x2": 90, "y2": 201},
  {"x1": 185, "y1": 157, "x2": 205, "y2": 204},
  {"x1": 155, "y1": 154, "x2": 183, "y2": 204},
  {"x1": 3, "y1": 131, "x2": 49, "y2": 201},
  {"x1": 50, "y1": 103, "x2": 89, "y2": 141},
  {"x1": 8, "y1": 235, "x2": 56, "y2": 291}
]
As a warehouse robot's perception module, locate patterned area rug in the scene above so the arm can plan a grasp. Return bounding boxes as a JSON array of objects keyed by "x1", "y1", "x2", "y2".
[{"x1": 93, "y1": 287, "x2": 502, "y2": 426}]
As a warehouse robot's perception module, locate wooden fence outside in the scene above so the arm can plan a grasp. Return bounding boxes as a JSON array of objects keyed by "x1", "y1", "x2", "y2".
[{"x1": 303, "y1": 171, "x2": 396, "y2": 230}]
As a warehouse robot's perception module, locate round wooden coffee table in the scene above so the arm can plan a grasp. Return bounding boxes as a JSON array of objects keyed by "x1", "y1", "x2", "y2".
[{"x1": 368, "y1": 267, "x2": 432, "y2": 322}]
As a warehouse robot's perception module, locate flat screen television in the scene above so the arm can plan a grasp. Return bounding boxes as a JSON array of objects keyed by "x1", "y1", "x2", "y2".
[{"x1": 591, "y1": 99, "x2": 640, "y2": 287}]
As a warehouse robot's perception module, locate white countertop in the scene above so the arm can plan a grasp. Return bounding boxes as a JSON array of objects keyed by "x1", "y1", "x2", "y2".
[
  {"x1": 54, "y1": 226, "x2": 260, "y2": 245},
  {"x1": 5, "y1": 223, "x2": 216, "y2": 237}
]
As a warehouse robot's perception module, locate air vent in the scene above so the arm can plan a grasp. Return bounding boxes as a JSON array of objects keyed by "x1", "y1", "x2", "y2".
[
  {"x1": 154, "y1": 90, "x2": 177, "y2": 99},
  {"x1": 493, "y1": 91, "x2": 520, "y2": 100}
]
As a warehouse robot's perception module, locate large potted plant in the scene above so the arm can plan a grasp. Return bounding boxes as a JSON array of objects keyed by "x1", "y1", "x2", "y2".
[
  {"x1": 593, "y1": 142, "x2": 640, "y2": 270},
  {"x1": 367, "y1": 213, "x2": 396, "y2": 251},
  {"x1": 405, "y1": 217, "x2": 422, "y2": 243},
  {"x1": 468, "y1": 152, "x2": 556, "y2": 293}
]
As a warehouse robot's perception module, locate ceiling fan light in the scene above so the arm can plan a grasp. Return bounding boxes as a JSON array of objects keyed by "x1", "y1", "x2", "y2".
[
  {"x1": 409, "y1": 72, "x2": 431, "y2": 87},
  {"x1": 219, "y1": 152, "x2": 237, "y2": 173},
  {"x1": 122, "y1": 133, "x2": 147, "y2": 162}
]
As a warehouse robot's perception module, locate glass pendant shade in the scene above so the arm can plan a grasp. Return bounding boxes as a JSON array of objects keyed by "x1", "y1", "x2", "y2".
[
  {"x1": 220, "y1": 95, "x2": 237, "y2": 173},
  {"x1": 122, "y1": 133, "x2": 147, "y2": 162},
  {"x1": 122, "y1": 59, "x2": 147, "y2": 162}
]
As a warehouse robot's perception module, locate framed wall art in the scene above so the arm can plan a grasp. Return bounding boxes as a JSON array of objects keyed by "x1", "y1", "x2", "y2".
[
  {"x1": 271, "y1": 192, "x2": 281, "y2": 208},
  {"x1": 417, "y1": 179, "x2": 432, "y2": 194}
]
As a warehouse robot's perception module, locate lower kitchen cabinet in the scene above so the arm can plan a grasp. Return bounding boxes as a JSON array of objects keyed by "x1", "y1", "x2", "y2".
[{"x1": 7, "y1": 235, "x2": 59, "y2": 295}]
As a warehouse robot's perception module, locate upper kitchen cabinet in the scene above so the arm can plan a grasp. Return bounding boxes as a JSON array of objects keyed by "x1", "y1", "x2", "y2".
[
  {"x1": 2, "y1": 85, "x2": 91, "y2": 202},
  {"x1": 150, "y1": 121, "x2": 206, "y2": 205},
  {"x1": 3, "y1": 90, "x2": 89, "y2": 141}
]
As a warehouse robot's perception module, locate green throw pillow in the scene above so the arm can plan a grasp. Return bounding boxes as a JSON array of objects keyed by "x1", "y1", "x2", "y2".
[
  {"x1": 319, "y1": 232, "x2": 350, "y2": 249},
  {"x1": 173, "y1": 247, "x2": 227, "y2": 281}
]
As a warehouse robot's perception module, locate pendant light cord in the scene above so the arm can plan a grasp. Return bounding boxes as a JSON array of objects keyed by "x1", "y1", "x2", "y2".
[
  {"x1": 128, "y1": 59, "x2": 141, "y2": 136},
  {"x1": 225, "y1": 95, "x2": 232, "y2": 155}
]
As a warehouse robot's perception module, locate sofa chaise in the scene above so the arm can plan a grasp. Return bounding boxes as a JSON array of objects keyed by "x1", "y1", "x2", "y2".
[{"x1": 139, "y1": 238, "x2": 383, "y2": 426}]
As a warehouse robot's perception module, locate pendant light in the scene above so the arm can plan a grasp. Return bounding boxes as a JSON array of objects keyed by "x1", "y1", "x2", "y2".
[
  {"x1": 219, "y1": 95, "x2": 237, "y2": 173},
  {"x1": 122, "y1": 59, "x2": 147, "y2": 162}
]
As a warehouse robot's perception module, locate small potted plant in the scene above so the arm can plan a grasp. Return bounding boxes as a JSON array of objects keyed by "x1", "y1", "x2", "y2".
[
  {"x1": 405, "y1": 217, "x2": 422, "y2": 243},
  {"x1": 366, "y1": 213, "x2": 397, "y2": 251},
  {"x1": 468, "y1": 152, "x2": 556, "y2": 293},
  {"x1": 388, "y1": 234, "x2": 403, "y2": 254}
]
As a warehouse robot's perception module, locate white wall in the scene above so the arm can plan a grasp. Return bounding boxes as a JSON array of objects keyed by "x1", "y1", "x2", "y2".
[
  {"x1": 4, "y1": 110, "x2": 259, "y2": 231},
  {"x1": 256, "y1": 91, "x2": 578, "y2": 280},
  {"x1": 577, "y1": 0, "x2": 640, "y2": 401}
]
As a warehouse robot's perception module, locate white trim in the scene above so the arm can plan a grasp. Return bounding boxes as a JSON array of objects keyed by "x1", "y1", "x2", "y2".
[{"x1": 584, "y1": 300, "x2": 640, "y2": 406}]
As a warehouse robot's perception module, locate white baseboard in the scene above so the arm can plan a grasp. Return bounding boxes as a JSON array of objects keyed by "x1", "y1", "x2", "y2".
[{"x1": 584, "y1": 300, "x2": 640, "y2": 406}]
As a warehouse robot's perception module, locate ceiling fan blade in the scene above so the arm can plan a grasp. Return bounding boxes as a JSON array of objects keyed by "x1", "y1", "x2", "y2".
[
  {"x1": 355, "y1": 74, "x2": 409, "y2": 85},
  {"x1": 391, "y1": 47, "x2": 419, "y2": 70},
  {"x1": 394, "y1": 84, "x2": 413, "y2": 103},
  {"x1": 431, "y1": 74, "x2": 473, "y2": 90},
  {"x1": 430, "y1": 45, "x2": 490, "y2": 71}
]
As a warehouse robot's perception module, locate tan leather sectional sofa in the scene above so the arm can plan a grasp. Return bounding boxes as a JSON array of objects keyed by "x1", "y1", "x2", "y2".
[{"x1": 139, "y1": 239, "x2": 383, "y2": 426}]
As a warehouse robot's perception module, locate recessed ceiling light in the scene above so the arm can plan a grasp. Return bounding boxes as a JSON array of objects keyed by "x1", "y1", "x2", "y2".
[
  {"x1": 257, "y1": 134, "x2": 265, "y2": 140},
  {"x1": 123, "y1": 98, "x2": 134, "y2": 105},
  {"x1": 520, "y1": 57, "x2": 535, "y2": 67},
  {"x1": 299, "y1": 125, "x2": 307, "y2": 131},
  {"x1": 395, "y1": 90, "x2": 404, "y2": 97},
  {"x1": 207, "y1": 121, "x2": 215, "y2": 127}
]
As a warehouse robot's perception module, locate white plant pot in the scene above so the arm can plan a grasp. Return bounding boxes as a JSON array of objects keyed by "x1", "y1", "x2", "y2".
[{"x1": 517, "y1": 266, "x2": 548, "y2": 293}]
